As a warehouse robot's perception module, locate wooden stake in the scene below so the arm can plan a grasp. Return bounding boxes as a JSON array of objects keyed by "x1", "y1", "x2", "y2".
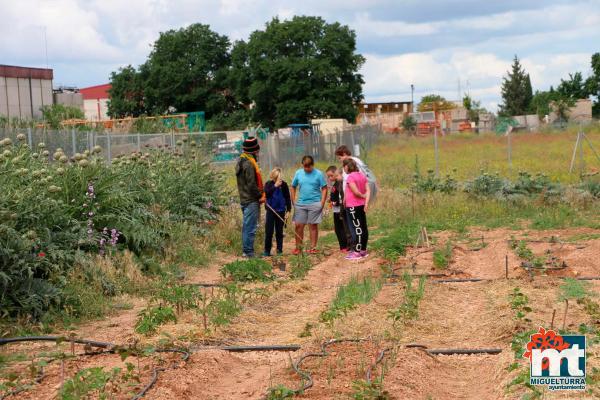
[
  {"x1": 551, "y1": 309, "x2": 556, "y2": 330},
  {"x1": 562, "y1": 300, "x2": 569, "y2": 331},
  {"x1": 423, "y1": 227, "x2": 430, "y2": 247},
  {"x1": 505, "y1": 255, "x2": 509, "y2": 279}
]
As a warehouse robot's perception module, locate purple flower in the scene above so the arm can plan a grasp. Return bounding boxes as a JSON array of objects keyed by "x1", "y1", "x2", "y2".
[{"x1": 205, "y1": 201, "x2": 213, "y2": 209}]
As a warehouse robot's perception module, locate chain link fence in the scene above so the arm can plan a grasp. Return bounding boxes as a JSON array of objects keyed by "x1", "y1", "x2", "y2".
[{"x1": 0, "y1": 124, "x2": 383, "y2": 169}]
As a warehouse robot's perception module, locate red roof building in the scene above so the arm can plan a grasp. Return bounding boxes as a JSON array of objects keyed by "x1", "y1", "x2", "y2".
[
  {"x1": 80, "y1": 83, "x2": 111, "y2": 100},
  {"x1": 80, "y1": 84, "x2": 111, "y2": 121}
]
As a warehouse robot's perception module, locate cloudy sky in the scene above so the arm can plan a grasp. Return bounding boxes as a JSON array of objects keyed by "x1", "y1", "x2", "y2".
[{"x1": 1, "y1": 0, "x2": 599, "y2": 111}]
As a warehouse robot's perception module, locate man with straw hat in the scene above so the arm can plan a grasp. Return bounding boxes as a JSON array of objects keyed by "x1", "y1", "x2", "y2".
[{"x1": 235, "y1": 137, "x2": 265, "y2": 257}]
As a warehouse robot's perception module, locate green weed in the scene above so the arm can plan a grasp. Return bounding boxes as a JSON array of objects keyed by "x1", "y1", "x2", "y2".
[
  {"x1": 134, "y1": 306, "x2": 177, "y2": 335},
  {"x1": 387, "y1": 273, "x2": 426, "y2": 325},
  {"x1": 265, "y1": 384, "x2": 296, "y2": 399},
  {"x1": 320, "y1": 276, "x2": 383, "y2": 323},
  {"x1": 433, "y1": 241, "x2": 452, "y2": 269},
  {"x1": 220, "y1": 259, "x2": 274, "y2": 282},
  {"x1": 351, "y1": 378, "x2": 390, "y2": 400},
  {"x1": 289, "y1": 254, "x2": 313, "y2": 279}
]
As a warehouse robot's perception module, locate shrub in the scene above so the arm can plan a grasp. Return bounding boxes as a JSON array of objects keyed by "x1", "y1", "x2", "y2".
[
  {"x1": 220, "y1": 259, "x2": 273, "y2": 282},
  {"x1": 433, "y1": 241, "x2": 453, "y2": 269},
  {"x1": 0, "y1": 138, "x2": 226, "y2": 319}
]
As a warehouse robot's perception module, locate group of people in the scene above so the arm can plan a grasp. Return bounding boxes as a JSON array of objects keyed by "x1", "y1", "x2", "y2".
[{"x1": 235, "y1": 137, "x2": 373, "y2": 261}]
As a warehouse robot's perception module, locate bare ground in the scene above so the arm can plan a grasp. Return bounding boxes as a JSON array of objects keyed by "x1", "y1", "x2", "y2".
[{"x1": 3, "y1": 227, "x2": 600, "y2": 399}]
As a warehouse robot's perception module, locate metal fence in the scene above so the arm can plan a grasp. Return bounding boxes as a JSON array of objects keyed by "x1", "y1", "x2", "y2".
[
  {"x1": 0, "y1": 124, "x2": 383, "y2": 169},
  {"x1": 260, "y1": 123, "x2": 382, "y2": 172}
]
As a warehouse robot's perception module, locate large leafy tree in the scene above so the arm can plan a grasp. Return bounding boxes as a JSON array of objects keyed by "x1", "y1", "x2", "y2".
[
  {"x1": 586, "y1": 52, "x2": 600, "y2": 117},
  {"x1": 107, "y1": 65, "x2": 145, "y2": 117},
  {"x1": 499, "y1": 56, "x2": 533, "y2": 116},
  {"x1": 244, "y1": 16, "x2": 365, "y2": 127},
  {"x1": 108, "y1": 24, "x2": 233, "y2": 118},
  {"x1": 557, "y1": 72, "x2": 588, "y2": 100},
  {"x1": 142, "y1": 24, "x2": 233, "y2": 117}
]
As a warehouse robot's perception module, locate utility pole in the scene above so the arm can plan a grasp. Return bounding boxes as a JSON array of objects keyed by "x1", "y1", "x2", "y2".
[{"x1": 410, "y1": 84, "x2": 414, "y2": 113}]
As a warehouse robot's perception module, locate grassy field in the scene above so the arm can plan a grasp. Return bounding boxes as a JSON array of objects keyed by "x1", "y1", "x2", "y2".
[{"x1": 366, "y1": 125, "x2": 600, "y2": 187}]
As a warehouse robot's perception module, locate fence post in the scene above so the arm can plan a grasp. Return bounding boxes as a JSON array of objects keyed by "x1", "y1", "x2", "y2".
[
  {"x1": 107, "y1": 132, "x2": 112, "y2": 163},
  {"x1": 71, "y1": 128, "x2": 77, "y2": 156},
  {"x1": 137, "y1": 132, "x2": 141, "y2": 152},
  {"x1": 434, "y1": 126, "x2": 439, "y2": 177},
  {"x1": 27, "y1": 127, "x2": 32, "y2": 148},
  {"x1": 267, "y1": 134, "x2": 273, "y2": 172}
]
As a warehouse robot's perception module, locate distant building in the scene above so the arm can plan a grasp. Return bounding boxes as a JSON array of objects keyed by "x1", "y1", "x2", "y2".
[
  {"x1": 0, "y1": 64, "x2": 54, "y2": 119},
  {"x1": 53, "y1": 86, "x2": 83, "y2": 110},
  {"x1": 356, "y1": 101, "x2": 413, "y2": 133},
  {"x1": 80, "y1": 83, "x2": 111, "y2": 121}
]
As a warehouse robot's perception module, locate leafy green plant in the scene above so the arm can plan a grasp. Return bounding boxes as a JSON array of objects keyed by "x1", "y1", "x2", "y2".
[
  {"x1": 207, "y1": 284, "x2": 243, "y2": 327},
  {"x1": 220, "y1": 259, "x2": 274, "y2": 282},
  {"x1": 509, "y1": 287, "x2": 532, "y2": 325},
  {"x1": 433, "y1": 241, "x2": 452, "y2": 269},
  {"x1": 59, "y1": 367, "x2": 117, "y2": 399},
  {"x1": 289, "y1": 254, "x2": 313, "y2": 279},
  {"x1": 320, "y1": 276, "x2": 383, "y2": 323},
  {"x1": 371, "y1": 224, "x2": 421, "y2": 258},
  {"x1": 265, "y1": 384, "x2": 296, "y2": 400},
  {"x1": 134, "y1": 306, "x2": 177, "y2": 335},
  {"x1": 351, "y1": 378, "x2": 390, "y2": 400},
  {"x1": 387, "y1": 273, "x2": 426, "y2": 325},
  {"x1": 154, "y1": 281, "x2": 202, "y2": 314}
]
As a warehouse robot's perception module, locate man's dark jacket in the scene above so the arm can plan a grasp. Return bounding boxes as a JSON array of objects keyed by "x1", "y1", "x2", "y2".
[{"x1": 235, "y1": 156, "x2": 262, "y2": 205}]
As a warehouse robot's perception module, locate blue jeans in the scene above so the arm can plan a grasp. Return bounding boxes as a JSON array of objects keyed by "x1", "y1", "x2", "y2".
[{"x1": 241, "y1": 202, "x2": 259, "y2": 256}]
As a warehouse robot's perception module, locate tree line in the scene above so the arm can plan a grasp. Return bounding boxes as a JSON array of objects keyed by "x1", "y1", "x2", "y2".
[
  {"x1": 499, "y1": 54, "x2": 600, "y2": 119},
  {"x1": 107, "y1": 17, "x2": 365, "y2": 130}
]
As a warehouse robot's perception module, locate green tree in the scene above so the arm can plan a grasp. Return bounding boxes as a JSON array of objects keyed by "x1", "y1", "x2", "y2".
[
  {"x1": 557, "y1": 72, "x2": 589, "y2": 100},
  {"x1": 462, "y1": 94, "x2": 485, "y2": 123},
  {"x1": 142, "y1": 24, "x2": 233, "y2": 117},
  {"x1": 107, "y1": 65, "x2": 146, "y2": 118},
  {"x1": 245, "y1": 16, "x2": 365, "y2": 128},
  {"x1": 499, "y1": 56, "x2": 533, "y2": 116},
  {"x1": 586, "y1": 52, "x2": 600, "y2": 117},
  {"x1": 417, "y1": 94, "x2": 455, "y2": 112}
]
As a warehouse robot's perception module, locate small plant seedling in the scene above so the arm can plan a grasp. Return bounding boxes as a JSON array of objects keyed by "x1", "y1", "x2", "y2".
[
  {"x1": 135, "y1": 306, "x2": 177, "y2": 335},
  {"x1": 298, "y1": 322, "x2": 313, "y2": 338},
  {"x1": 351, "y1": 378, "x2": 390, "y2": 400},
  {"x1": 289, "y1": 254, "x2": 313, "y2": 279},
  {"x1": 433, "y1": 241, "x2": 453, "y2": 269},
  {"x1": 388, "y1": 273, "x2": 426, "y2": 325},
  {"x1": 319, "y1": 276, "x2": 382, "y2": 323},
  {"x1": 509, "y1": 287, "x2": 532, "y2": 325},
  {"x1": 265, "y1": 384, "x2": 295, "y2": 400},
  {"x1": 558, "y1": 278, "x2": 593, "y2": 330}
]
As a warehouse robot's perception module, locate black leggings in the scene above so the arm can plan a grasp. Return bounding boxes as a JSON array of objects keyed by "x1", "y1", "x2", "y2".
[
  {"x1": 346, "y1": 206, "x2": 368, "y2": 252},
  {"x1": 333, "y1": 210, "x2": 350, "y2": 250},
  {"x1": 265, "y1": 208, "x2": 285, "y2": 254}
]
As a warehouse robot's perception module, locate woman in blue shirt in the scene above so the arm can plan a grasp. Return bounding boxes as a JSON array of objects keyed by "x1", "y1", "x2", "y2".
[{"x1": 290, "y1": 155, "x2": 328, "y2": 255}]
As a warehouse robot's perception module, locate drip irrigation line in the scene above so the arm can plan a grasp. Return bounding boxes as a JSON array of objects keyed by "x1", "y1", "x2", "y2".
[
  {"x1": 403, "y1": 344, "x2": 502, "y2": 355},
  {"x1": 0, "y1": 337, "x2": 189, "y2": 400},
  {"x1": 220, "y1": 344, "x2": 301, "y2": 352},
  {"x1": 287, "y1": 338, "x2": 366, "y2": 396},
  {"x1": 365, "y1": 347, "x2": 392, "y2": 384},
  {"x1": 433, "y1": 278, "x2": 487, "y2": 283},
  {"x1": 0, "y1": 336, "x2": 113, "y2": 349},
  {"x1": 427, "y1": 348, "x2": 502, "y2": 355},
  {"x1": 575, "y1": 276, "x2": 600, "y2": 281}
]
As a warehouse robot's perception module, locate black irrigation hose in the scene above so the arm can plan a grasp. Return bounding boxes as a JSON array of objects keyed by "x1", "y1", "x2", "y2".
[
  {"x1": 427, "y1": 348, "x2": 502, "y2": 355},
  {"x1": 575, "y1": 276, "x2": 600, "y2": 281},
  {"x1": 433, "y1": 278, "x2": 487, "y2": 283},
  {"x1": 365, "y1": 347, "x2": 392, "y2": 384},
  {"x1": 0, "y1": 336, "x2": 113, "y2": 349},
  {"x1": 289, "y1": 339, "x2": 366, "y2": 395},
  {"x1": 0, "y1": 337, "x2": 189, "y2": 400},
  {"x1": 131, "y1": 348, "x2": 190, "y2": 400},
  {"x1": 220, "y1": 344, "x2": 301, "y2": 352}
]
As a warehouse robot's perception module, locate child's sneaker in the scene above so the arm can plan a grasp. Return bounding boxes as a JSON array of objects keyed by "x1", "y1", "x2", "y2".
[
  {"x1": 340, "y1": 248, "x2": 349, "y2": 253},
  {"x1": 292, "y1": 248, "x2": 302, "y2": 256},
  {"x1": 262, "y1": 251, "x2": 271, "y2": 257},
  {"x1": 307, "y1": 249, "x2": 319, "y2": 254},
  {"x1": 360, "y1": 250, "x2": 369, "y2": 258},
  {"x1": 345, "y1": 251, "x2": 362, "y2": 260}
]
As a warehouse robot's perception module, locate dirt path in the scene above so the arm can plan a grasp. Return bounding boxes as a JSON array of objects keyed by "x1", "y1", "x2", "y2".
[{"x1": 149, "y1": 252, "x2": 382, "y2": 399}]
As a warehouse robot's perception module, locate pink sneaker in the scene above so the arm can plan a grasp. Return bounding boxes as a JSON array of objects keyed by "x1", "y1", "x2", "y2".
[
  {"x1": 345, "y1": 251, "x2": 362, "y2": 260},
  {"x1": 360, "y1": 250, "x2": 369, "y2": 258}
]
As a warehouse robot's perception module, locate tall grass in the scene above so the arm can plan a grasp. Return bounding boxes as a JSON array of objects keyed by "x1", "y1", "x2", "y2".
[
  {"x1": 320, "y1": 276, "x2": 383, "y2": 323},
  {"x1": 368, "y1": 126, "x2": 600, "y2": 187}
]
